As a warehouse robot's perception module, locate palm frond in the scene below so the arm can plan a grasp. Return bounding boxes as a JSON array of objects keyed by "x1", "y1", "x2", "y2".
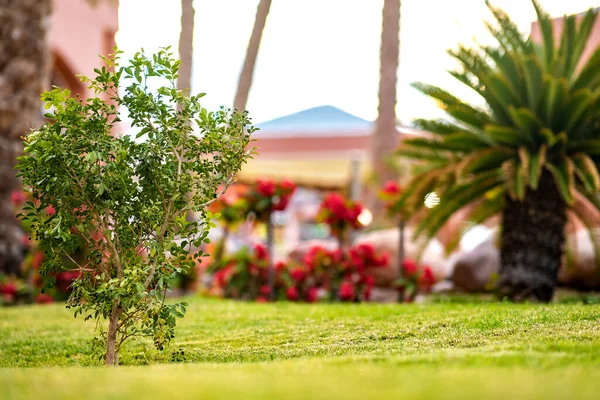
[
  {"x1": 531, "y1": 0, "x2": 555, "y2": 71},
  {"x1": 572, "y1": 47, "x2": 600, "y2": 91},
  {"x1": 484, "y1": 124, "x2": 532, "y2": 147},
  {"x1": 555, "y1": 15, "x2": 577, "y2": 77},
  {"x1": 529, "y1": 144, "x2": 547, "y2": 189},
  {"x1": 415, "y1": 170, "x2": 502, "y2": 239},
  {"x1": 573, "y1": 153, "x2": 600, "y2": 192},
  {"x1": 456, "y1": 147, "x2": 515, "y2": 180},
  {"x1": 571, "y1": 9, "x2": 598, "y2": 75},
  {"x1": 546, "y1": 157, "x2": 576, "y2": 205}
]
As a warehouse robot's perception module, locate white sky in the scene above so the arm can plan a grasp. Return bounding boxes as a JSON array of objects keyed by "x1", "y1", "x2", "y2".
[{"x1": 116, "y1": 0, "x2": 600, "y2": 125}]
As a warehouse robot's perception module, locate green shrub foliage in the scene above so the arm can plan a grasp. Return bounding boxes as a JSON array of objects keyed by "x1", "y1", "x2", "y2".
[{"x1": 17, "y1": 48, "x2": 255, "y2": 365}]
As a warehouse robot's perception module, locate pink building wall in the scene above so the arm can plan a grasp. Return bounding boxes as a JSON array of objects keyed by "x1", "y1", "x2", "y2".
[{"x1": 49, "y1": 0, "x2": 119, "y2": 96}]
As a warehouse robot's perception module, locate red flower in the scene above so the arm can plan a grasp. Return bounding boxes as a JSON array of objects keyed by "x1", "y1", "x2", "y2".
[
  {"x1": 46, "y1": 205, "x2": 56, "y2": 216},
  {"x1": 275, "y1": 261, "x2": 287, "y2": 274},
  {"x1": 10, "y1": 191, "x2": 27, "y2": 206},
  {"x1": 382, "y1": 181, "x2": 401, "y2": 195},
  {"x1": 254, "y1": 244, "x2": 269, "y2": 261},
  {"x1": 256, "y1": 179, "x2": 276, "y2": 197},
  {"x1": 214, "y1": 265, "x2": 234, "y2": 287},
  {"x1": 272, "y1": 195, "x2": 290, "y2": 211},
  {"x1": 307, "y1": 287, "x2": 319, "y2": 303},
  {"x1": 280, "y1": 179, "x2": 296, "y2": 193},
  {"x1": 259, "y1": 285, "x2": 271, "y2": 297},
  {"x1": 286, "y1": 286, "x2": 299, "y2": 301},
  {"x1": 402, "y1": 259, "x2": 418, "y2": 276},
  {"x1": 290, "y1": 267, "x2": 306, "y2": 282},
  {"x1": 339, "y1": 281, "x2": 355, "y2": 301},
  {"x1": 362, "y1": 275, "x2": 375, "y2": 287},
  {"x1": 256, "y1": 296, "x2": 269, "y2": 303},
  {"x1": 35, "y1": 293, "x2": 54, "y2": 304},
  {"x1": 0, "y1": 282, "x2": 17, "y2": 297},
  {"x1": 420, "y1": 266, "x2": 436, "y2": 286}
]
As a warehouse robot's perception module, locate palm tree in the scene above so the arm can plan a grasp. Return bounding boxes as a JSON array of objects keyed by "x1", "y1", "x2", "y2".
[
  {"x1": 393, "y1": 1, "x2": 600, "y2": 302},
  {"x1": 233, "y1": 0, "x2": 272, "y2": 112},
  {"x1": 178, "y1": 0, "x2": 195, "y2": 94},
  {"x1": 0, "y1": 0, "x2": 52, "y2": 274},
  {"x1": 370, "y1": 0, "x2": 401, "y2": 224}
]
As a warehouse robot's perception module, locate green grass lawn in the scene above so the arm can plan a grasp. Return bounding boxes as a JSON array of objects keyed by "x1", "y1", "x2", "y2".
[{"x1": 1, "y1": 297, "x2": 600, "y2": 399}]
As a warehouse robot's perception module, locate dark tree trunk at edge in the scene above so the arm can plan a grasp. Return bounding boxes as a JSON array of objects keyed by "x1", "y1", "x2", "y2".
[
  {"x1": 0, "y1": 0, "x2": 52, "y2": 275},
  {"x1": 498, "y1": 170, "x2": 567, "y2": 302}
]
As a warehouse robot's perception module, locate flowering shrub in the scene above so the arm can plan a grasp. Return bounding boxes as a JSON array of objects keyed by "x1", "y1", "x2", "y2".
[
  {"x1": 211, "y1": 244, "x2": 289, "y2": 301},
  {"x1": 243, "y1": 178, "x2": 296, "y2": 221},
  {"x1": 316, "y1": 193, "x2": 364, "y2": 239},
  {"x1": 212, "y1": 242, "x2": 389, "y2": 303},
  {"x1": 1, "y1": 189, "x2": 80, "y2": 306},
  {"x1": 397, "y1": 259, "x2": 437, "y2": 302}
]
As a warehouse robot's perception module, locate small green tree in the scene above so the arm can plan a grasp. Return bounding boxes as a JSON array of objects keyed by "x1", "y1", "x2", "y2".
[{"x1": 17, "y1": 48, "x2": 254, "y2": 365}]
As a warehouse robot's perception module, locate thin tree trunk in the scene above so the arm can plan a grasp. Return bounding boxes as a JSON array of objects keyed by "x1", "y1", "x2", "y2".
[
  {"x1": 498, "y1": 170, "x2": 567, "y2": 302},
  {"x1": 177, "y1": 0, "x2": 195, "y2": 93},
  {"x1": 233, "y1": 0, "x2": 272, "y2": 112},
  {"x1": 0, "y1": 0, "x2": 52, "y2": 276},
  {"x1": 105, "y1": 303, "x2": 122, "y2": 366},
  {"x1": 266, "y1": 213, "x2": 275, "y2": 299},
  {"x1": 370, "y1": 0, "x2": 401, "y2": 224},
  {"x1": 397, "y1": 219, "x2": 405, "y2": 302}
]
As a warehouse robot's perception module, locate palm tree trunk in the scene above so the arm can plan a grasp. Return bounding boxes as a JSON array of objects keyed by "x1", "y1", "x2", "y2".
[
  {"x1": 177, "y1": 0, "x2": 195, "y2": 93},
  {"x1": 233, "y1": 0, "x2": 272, "y2": 112},
  {"x1": 498, "y1": 170, "x2": 567, "y2": 302},
  {"x1": 0, "y1": 0, "x2": 52, "y2": 275},
  {"x1": 370, "y1": 0, "x2": 401, "y2": 224}
]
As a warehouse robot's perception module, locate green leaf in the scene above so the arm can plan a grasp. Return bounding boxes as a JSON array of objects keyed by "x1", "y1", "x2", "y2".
[
  {"x1": 572, "y1": 153, "x2": 600, "y2": 192},
  {"x1": 484, "y1": 124, "x2": 529, "y2": 147},
  {"x1": 520, "y1": 55, "x2": 544, "y2": 111},
  {"x1": 542, "y1": 77, "x2": 568, "y2": 126},
  {"x1": 564, "y1": 89, "x2": 594, "y2": 133},
  {"x1": 529, "y1": 144, "x2": 547, "y2": 190},
  {"x1": 532, "y1": 0, "x2": 555, "y2": 71},
  {"x1": 546, "y1": 157, "x2": 575, "y2": 205},
  {"x1": 456, "y1": 147, "x2": 514, "y2": 180}
]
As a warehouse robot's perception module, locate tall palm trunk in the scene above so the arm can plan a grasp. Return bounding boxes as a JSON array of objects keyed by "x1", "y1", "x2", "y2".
[
  {"x1": 0, "y1": 0, "x2": 52, "y2": 274},
  {"x1": 233, "y1": 0, "x2": 272, "y2": 112},
  {"x1": 370, "y1": 0, "x2": 401, "y2": 224},
  {"x1": 177, "y1": 0, "x2": 195, "y2": 94},
  {"x1": 498, "y1": 170, "x2": 567, "y2": 302}
]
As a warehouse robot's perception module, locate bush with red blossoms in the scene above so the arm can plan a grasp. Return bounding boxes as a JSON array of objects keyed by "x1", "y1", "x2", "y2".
[
  {"x1": 211, "y1": 241, "x2": 390, "y2": 303},
  {"x1": 211, "y1": 244, "x2": 290, "y2": 301},
  {"x1": 397, "y1": 259, "x2": 438, "y2": 302},
  {"x1": 316, "y1": 193, "x2": 363, "y2": 239},
  {"x1": 243, "y1": 178, "x2": 297, "y2": 222},
  {"x1": 1, "y1": 189, "x2": 80, "y2": 306}
]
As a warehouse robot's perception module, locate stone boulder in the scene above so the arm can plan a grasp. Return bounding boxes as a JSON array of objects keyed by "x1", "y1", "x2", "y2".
[
  {"x1": 451, "y1": 235, "x2": 499, "y2": 292},
  {"x1": 451, "y1": 227, "x2": 600, "y2": 292},
  {"x1": 559, "y1": 228, "x2": 600, "y2": 289}
]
